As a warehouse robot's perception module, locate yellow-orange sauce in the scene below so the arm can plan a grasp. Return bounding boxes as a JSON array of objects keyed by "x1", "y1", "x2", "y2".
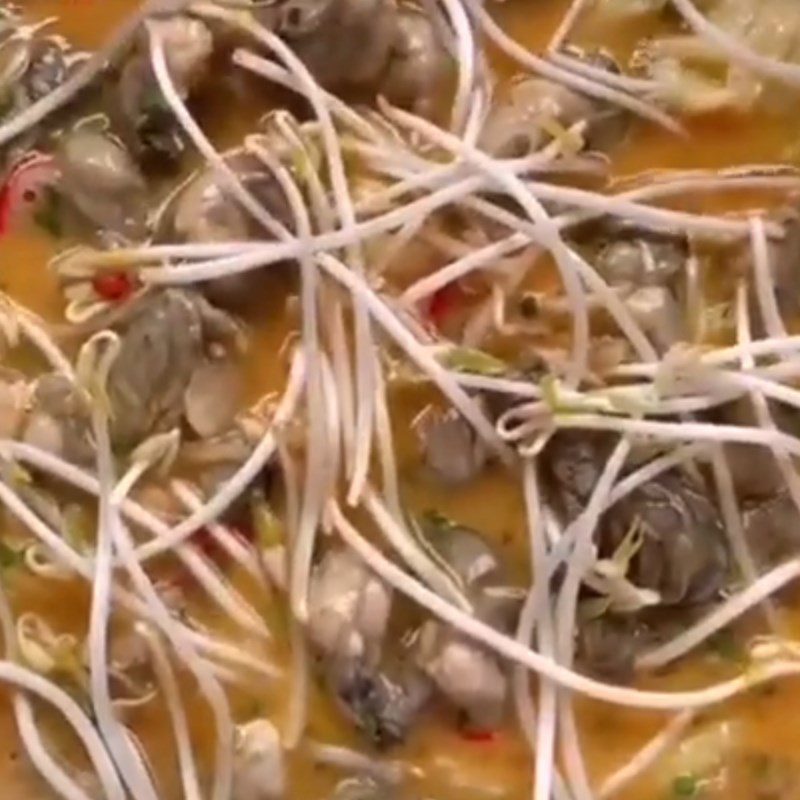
[{"x1": 4, "y1": 1, "x2": 800, "y2": 799}]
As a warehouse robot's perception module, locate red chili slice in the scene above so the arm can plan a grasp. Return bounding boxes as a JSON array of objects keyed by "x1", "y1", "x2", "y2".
[
  {"x1": 461, "y1": 729, "x2": 498, "y2": 743},
  {"x1": 426, "y1": 281, "x2": 464, "y2": 328},
  {"x1": 92, "y1": 272, "x2": 135, "y2": 302},
  {"x1": 0, "y1": 152, "x2": 58, "y2": 235}
]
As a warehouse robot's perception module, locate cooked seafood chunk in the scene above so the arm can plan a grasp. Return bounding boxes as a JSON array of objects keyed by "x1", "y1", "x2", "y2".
[
  {"x1": 263, "y1": 0, "x2": 447, "y2": 114},
  {"x1": 415, "y1": 405, "x2": 489, "y2": 485},
  {"x1": 106, "y1": 289, "x2": 244, "y2": 446},
  {"x1": 116, "y1": 15, "x2": 213, "y2": 166},
  {"x1": 413, "y1": 522, "x2": 514, "y2": 728},
  {"x1": 22, "y1": 373, "x2": 93, "y2": 464},
  {"x1": 545, "y1": 431, "x2": 729, "y2": 607},
  {"x1": 743, "y1": 490, "x2": 800, "y2": 571},
  {"x1": 233, "y1": 719, "x2": 286, "y2": 800},
  {"x1": 308, "y1": 546, "x2": 429, "y2": 748},
  {"x1": 307, "y1": 546, "x2": 392, "y2": 662},
  {"x1": 480, "y1": 55, "x2": 629, "y2": 158},
  {"x1": 163, "y1": 151, "x2": 292, "y2": 308},
  {"x1": 54, "y1": 127, "x2": 148, "y2": 239}
]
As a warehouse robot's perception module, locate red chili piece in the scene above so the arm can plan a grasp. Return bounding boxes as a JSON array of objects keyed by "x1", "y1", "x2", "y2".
[
  {"x1": 0, "y1": 153, "x2": 58, "y2": 235},
  {"x1": 92, "y1": 272, "x2": 135, "y2": 301},
  {"x1": 460, "y1": 729, "x2": 498, "y2": 743},
  {"x1": 426, "y1": 281, "x2": 463, "y2": 328}
]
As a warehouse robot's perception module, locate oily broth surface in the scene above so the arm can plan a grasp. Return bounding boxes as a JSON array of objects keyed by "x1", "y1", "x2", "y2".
[{"x1": 5, "y1": 1, "x2": 800, "y2": 799}]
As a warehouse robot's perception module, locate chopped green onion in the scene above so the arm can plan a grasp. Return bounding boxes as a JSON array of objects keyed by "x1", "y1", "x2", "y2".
[
  {"x1": 419, "y1": 509, "x2": 457, "y2": 532},
  {"x1": 0, "y1": 539, "x2": 22, "y2": 572},
  {"x1": 32, "y1": 186, "x2": 63, "y2": 238},
  {"x1": 438, "y1": 346, "x2": 508, "y2": 377},
  {"x1": 63, "y1": 504, "x2": 93, "y2": 553},
  {"x1": 672, "y1": 774, "x2": 699, "y2": 797},
  {"x1": 251, "y1": 492, "x2": 283, "y2": 548},
  {"x1": 707, "y1": 630, "x2": 746, "y2": 664}
]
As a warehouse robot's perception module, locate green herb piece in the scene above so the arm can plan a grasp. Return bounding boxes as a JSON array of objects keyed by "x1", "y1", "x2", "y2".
[
  {"x1": 140, "y1": 84, "x2": 171, "y2": 116},
  {"x1": 32, "y1": 186, "x2": 63, "y2": 238},
  {"x1": 63, "y1": 505, "x2": 93, "y2": 553},
  {"x1": 438, "y1": 346, "x2": 508, "y2": 377},
  {"x1": 419, "y1": 509, "x2": 457, "y2": 532},
  {"x1": 7, "y1": 462, "x2": 32, "y2": 487},
  {"x1": 707, "y1": 630, "x2": 746, "y2": 664},
  {"x1": 0, "y1": 540, "x2": 22, "y2": 572},
  {"x1": 251, "y1": 492, "x2": 282, "y2": 548},
  {"x1": 672, "y1": 774, "x2": 699, "y2": 797}
]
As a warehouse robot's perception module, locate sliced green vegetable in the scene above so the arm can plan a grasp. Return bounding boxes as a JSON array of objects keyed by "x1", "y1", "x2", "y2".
[
  {"x1": 63, "y1": 504, "x2": 93, "y2": 553},
  {"x1": 32, "y1": 186, "x2": 63, "y2": 238},
  {"x1": 0, "y1": 539, "x2": 22, "y2": 572},
  {"x1": 707, "y1": 630, "x2": 746, "y2": 664},
  {"x1": 672, "y1": 774, "x2": 699, "y2": 797},
  {"x1": 419, "y1": 509, "x2": 457, "y2": 532},
  {"x1": 251, "y1": 491, "x2": 283, "y2": 548},
  {"x1": 438, "y1": 346, "x2": 508, "y2": 377}
]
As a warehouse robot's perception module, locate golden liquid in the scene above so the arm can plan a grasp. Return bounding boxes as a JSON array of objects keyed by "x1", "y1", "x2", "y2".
[{"x1": 4, "y1": 1, "x2": 800, "y2": 799}]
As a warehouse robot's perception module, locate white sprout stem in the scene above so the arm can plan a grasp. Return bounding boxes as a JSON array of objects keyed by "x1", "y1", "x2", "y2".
[
  {"x1": 560, "y1": 705, "x2": 592, "y2": 800},
  {"x1": 553, "y1": 414, "x2": 800, "y2": 457},
  {"x1": 278, "y1": 442, "x2": 310, "y2": 750},
  {"x1": 362, "y1": 488, "x2": 472, "y2": 612},
  {"x1": 330, "y1": 501, "x2": 800, "y2": 710},
  {"x1": 519, "y1": 460, "x2": 560, "y2": 800},
  {"x1": 555, "y1": 438, "x2": 631, "y2": 644},
  {"x1": 284, "y1": 618, "x2": 310, "y2": 749},
  {"x1": 669, "y1": 0, "x2": 800, "y2": 88},
  {"x1": 371, "y1": 357, "x2": 403, "y2": 521},
  {"x1": 750, "y1": 215, "x2": 786, "y2": 338},
  {"x1": 326, "y1": 298, "x2": 356, "y2": 476},
  {"x1": 463, "y1": 0, "x2": 685, "y2": 133},
  {"x1": 548, "y1": 0, "x2": 592, "y2": 52},
  {"x1": 137, "y1": 624, "x2": 202, "y2": 800},
  {"x1": 88, "y1": 409, "x2": 161, "y2": 800},
  {"x1": 437, "y1": 0, "x2": 476, "y2": 132},
  {"x1": 224, "y1": 47, "x2": 381, "y2": 145},
  {"x1": 182, "y1": 630, "x2": 281, "y2": 681},
  {"x1": 636, "y1": 558, "x2": 800, "y2": 670},
  {"x1": 710, "y1": 445, "x2": 777, "y2": 629},
  {"x1": 548, "y1": 51, "x2": 659, "y2": 93},
  {"x1": 247, "y1": 139, "x2": 327, "y2": 623},
  {"x1": 318, "y1": 349, "x2": 344, "y2": 511},
  {"x1": 15, "y1": 310, "x2": 75, "y2": 378},
  {"x1": 307, "y1": 741, "x2": 404, "y2": 785},
  {"x1": 170, "y1": 480, "x2": 262, "y2": 581},
  {"x1": 554, "y1": 439, "x2": 630, "y2": 800},
  {"x1": 597, "y1": 710, "x2": 695, "y2": 799},
  {"x1": 175, "y1": 539, "x2": 271, "y2": 639},
  {"x1": 606, "y1": 443, "x2": 707, "y2": 508},
  {"x1": 735, "y1": 281, "x2": 800, "y2": 547},
  {"x1": 317, "y1": 253, "x2": 514, "y2": 463},
  {"x1": 0, "y1": 575, "x2": 121, "y2": 800}
]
